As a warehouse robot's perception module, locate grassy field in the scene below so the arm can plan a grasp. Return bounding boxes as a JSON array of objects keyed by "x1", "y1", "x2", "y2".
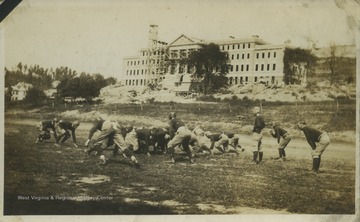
[{"x1": 3, "y1": 116, "x2": 356, "y2": 215}]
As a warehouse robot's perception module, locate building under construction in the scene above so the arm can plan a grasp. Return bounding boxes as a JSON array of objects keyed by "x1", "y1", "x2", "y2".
[{"x1": 122, "y1": 25, "x2": 290, "y2": 93}]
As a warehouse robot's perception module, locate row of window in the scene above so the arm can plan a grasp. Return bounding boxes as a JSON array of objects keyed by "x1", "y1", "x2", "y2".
[
  {"x1": 141, "y1": 50, "x2": 165, "y2": 57},
  {"x1": 255, "y1": 63, "x2": 276, "y2": 71},
  {"x1": 125, "y1": 75, "x2": 278, "y2": 86},
  {"x1": 127, "y1": 59, "x2": 162, "y2": 66},
  {"x1": 228, "y1": 75, "x2": 277, "y2": 85},
  {"x1": 125, "y1": 77, "x2": 164, "y2": 86},
  {"x1": 229, "y1": 53, "x2": 251, "y2": 60},
  {"x1": 126, "y1": 68, "x2": 163, "y2": 75},
  {"x1": 256, "y1": 51, "x2": 277, "y2": 59},
  {"x1": 127, "y1": 61, "x2": 277, "y2": 76},
  {"x1": 228, "y1": 63, "x2": 276, "y2": 72},
  {"x1": 221, "y1": 43, "x2": 252, "y2": 51}
]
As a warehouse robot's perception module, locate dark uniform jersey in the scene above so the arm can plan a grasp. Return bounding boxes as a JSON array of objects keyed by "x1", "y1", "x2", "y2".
[
  {"x1": 58, "y1": 121, "x2": 77, "y2": 143},
  {"x1": 41, "y1": 120, "x2": 56, "y2": 132},
  {"x1": 301, "y1": 126, "x2": 323, "y2": 150},
  {"x1": 271, "y1": 126, "x2": 288, "y2": 143},
  {"x1": 169, "y1": 118, "x2": 185, "y2": 139},
  {"x1": 136, "y1": 128, "x2": 151, "y2": 147},
  {"x1": 253, "y1": 115, "x2": 265, "y2": 134}
]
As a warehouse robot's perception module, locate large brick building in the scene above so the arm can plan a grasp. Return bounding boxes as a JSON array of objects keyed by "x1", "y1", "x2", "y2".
[{"x1": 122, "y1": 26, "x2": 289, "y2": 91}]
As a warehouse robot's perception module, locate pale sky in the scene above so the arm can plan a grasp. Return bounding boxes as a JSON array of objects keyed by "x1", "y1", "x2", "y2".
[{"x1": 1, "y1": 0, "x2": 358, "y2": 79}]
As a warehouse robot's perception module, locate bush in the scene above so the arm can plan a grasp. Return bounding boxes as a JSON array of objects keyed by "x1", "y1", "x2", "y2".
[
  {"x1": 23, "y1": 88, "x2": 47, "y2": 107},
  {"x1": 196, "y1": 95, "x2": 220, "y2": 102}
]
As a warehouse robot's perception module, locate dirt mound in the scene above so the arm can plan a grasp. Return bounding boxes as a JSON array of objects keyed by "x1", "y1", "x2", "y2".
[
  {"x1": 98, "y1": 81, "x2": 355, "y2": 104},
  {"x1": 223, "y1": 82, "x2": 355, "y2": 102},
  {"x1": 99, "y1": 84, "x2": 198, "y2": 104}
]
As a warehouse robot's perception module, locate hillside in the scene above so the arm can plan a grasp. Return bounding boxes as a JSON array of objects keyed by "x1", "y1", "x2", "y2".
[{"x1": 99, "y1": 81, "x2": 356, "y2": 104}]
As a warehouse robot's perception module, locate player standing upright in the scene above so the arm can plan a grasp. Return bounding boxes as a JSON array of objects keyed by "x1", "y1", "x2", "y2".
[{"x1": 252, "y1": 106, "x2": 265, "y2": 164}]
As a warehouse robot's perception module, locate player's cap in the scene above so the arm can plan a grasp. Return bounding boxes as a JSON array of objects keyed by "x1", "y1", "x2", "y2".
[
  {"x1": 72, "y1": 120, "x2": 80, "y2": 128},
  {"x1": 169, "y1": 112, "x2": 176, "y2": 120},
  {"x1": 298, "y1": 121, "x2": 306, "y2": 125},
  {"x1": 205, "y1": 131, "x2": 211, "y2": 137},
  {"x1": 253, "y1": 106, "x2": 261, "y2": 114}
]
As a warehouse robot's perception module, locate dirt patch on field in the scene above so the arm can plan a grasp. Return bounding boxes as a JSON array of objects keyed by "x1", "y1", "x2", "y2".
[{"x1": 73, "y1": 175, "x2": 110, "y2": 184}]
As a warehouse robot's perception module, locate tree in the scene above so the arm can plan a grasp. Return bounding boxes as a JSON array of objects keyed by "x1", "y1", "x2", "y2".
[
  {"x1": 187, "y1": 43, "x2": 229, "y2": 94},
  {"x1": 324, "y1": 43, "x2": 354, "y2": 85},
  {"x1": 23, "y1": 88, "x2": 47, "y2": 106},
  {"x1": 283, "y1": 48, "x2": 317, "y2": 85},
  {"x1": 105, "y1": 77, "x2": 117, "y2": 85}
]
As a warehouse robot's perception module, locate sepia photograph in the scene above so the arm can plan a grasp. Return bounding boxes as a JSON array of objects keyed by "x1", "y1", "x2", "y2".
[{"x1": 0, "y1": 0, "x2": 359, "y2": 221}]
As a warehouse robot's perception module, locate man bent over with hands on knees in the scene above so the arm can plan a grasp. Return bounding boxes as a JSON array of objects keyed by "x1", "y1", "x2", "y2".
[{"x1": 297, "y1": 121, "x2": 330, "y2": 174}]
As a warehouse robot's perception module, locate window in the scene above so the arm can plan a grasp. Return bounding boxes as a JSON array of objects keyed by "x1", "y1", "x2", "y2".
[
  {"x1": 241, "y1": 65, "x2": 244, "y2": 71},
  {"x1": 267, "y1": 64, "x2": 270, "y2": 70},
  {"x1": 274, "y1": 52, "x2": 276, "y2": 58},
  {"x1": 231, "y1": 54, "x2": 234, "y2": 60},
  {"x1": 243, "y1": 44, "x2": 245, "y2": 49},
  {"x1": 242, "y1": 54, "x2": 245, "y2": 59},
  {"x1": 256, "y1": 53, "x2": 259, "y2": 59},
  {"x1": 268, "y1": 52, "x2": 271, "y2": 58},
  {"x1": 236, "y1": 65, "x2": 239, "y2": 71},
  {"x1": 230, "y1": 65, "x2": 233, "y2": 72},
  {"x1": 254, "y1": 77, "x2": 258, "y2": 82},
  {"x1": 261, "y1": 64, "x2": 264, "y2": 71},
  {"x1": 273, "y1": 64, "x2": 276, "y2": 70},
  {"x1": 227, "y1": 45, "x2": 229, "y2": 50},
  {"x1": 247, "y1": 53, "x2": 250, "y2": 59},
  {"x1": 255, "y1": 64, "x2": 258, "y2": 71},
  {"x1": 245, "y1": 76, "x2": 248, "y2": 82},
  {"x1": 233, "y1": 45, "x2": 235, "y2": 50},
  {"x1": 222, "y1": 45, "x2": 224, "y2": 50},
  {"x1": 248, "y1": 43, "x2": 250, "y2": 48},
  {"x1": 262, "y1": 53, "x2": 265, "y2": 58},
  {"x1": 238, "y1": 44, "x2": 240, "y2": 49},
  {"x1": 246, "y1": 64, "x2": 249, "y2": 71},
  {"x1": 237, "y1": 54, "x2": 239, "y2": 59}
]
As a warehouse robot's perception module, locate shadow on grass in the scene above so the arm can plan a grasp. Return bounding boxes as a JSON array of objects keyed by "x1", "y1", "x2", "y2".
[{"x1": 4, "y1": 193, "x2": 174, "y2": 215}]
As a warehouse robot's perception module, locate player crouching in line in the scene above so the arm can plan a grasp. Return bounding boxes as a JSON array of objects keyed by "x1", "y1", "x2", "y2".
[
  {"x1": 36, "y1": 118, "x2": 59, "y2": 143},
  {"x1": 269, "y1": 122, "x2": 291, "y2": 161},
  {"x1": 225, "y1": 132, "x2": 244, "y2": 154},
  {"x1": 190, "y1": 127, "x2": 213, "y2": 155},
  {"x1": 84, "y1": 116, "x2": 106, "y2": 148},
  {"x1": 167, "y1": 112, "x2": 193, "y2": 164},
  {"x1": 205, "y1": 131, "x2": 227, "y2": 154},
  {"x1": 252, "y1": 106, "x2": 265, "y2": 164},
  {"x1": 55, "y1": 120, "x2": 80, "y2": 147},
  {"x1": 297, "y1": 121, "x2": 330, "y2": 174},
  {"x1": 87, "y1": 120, "x2": 140, "y2": 168}
]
